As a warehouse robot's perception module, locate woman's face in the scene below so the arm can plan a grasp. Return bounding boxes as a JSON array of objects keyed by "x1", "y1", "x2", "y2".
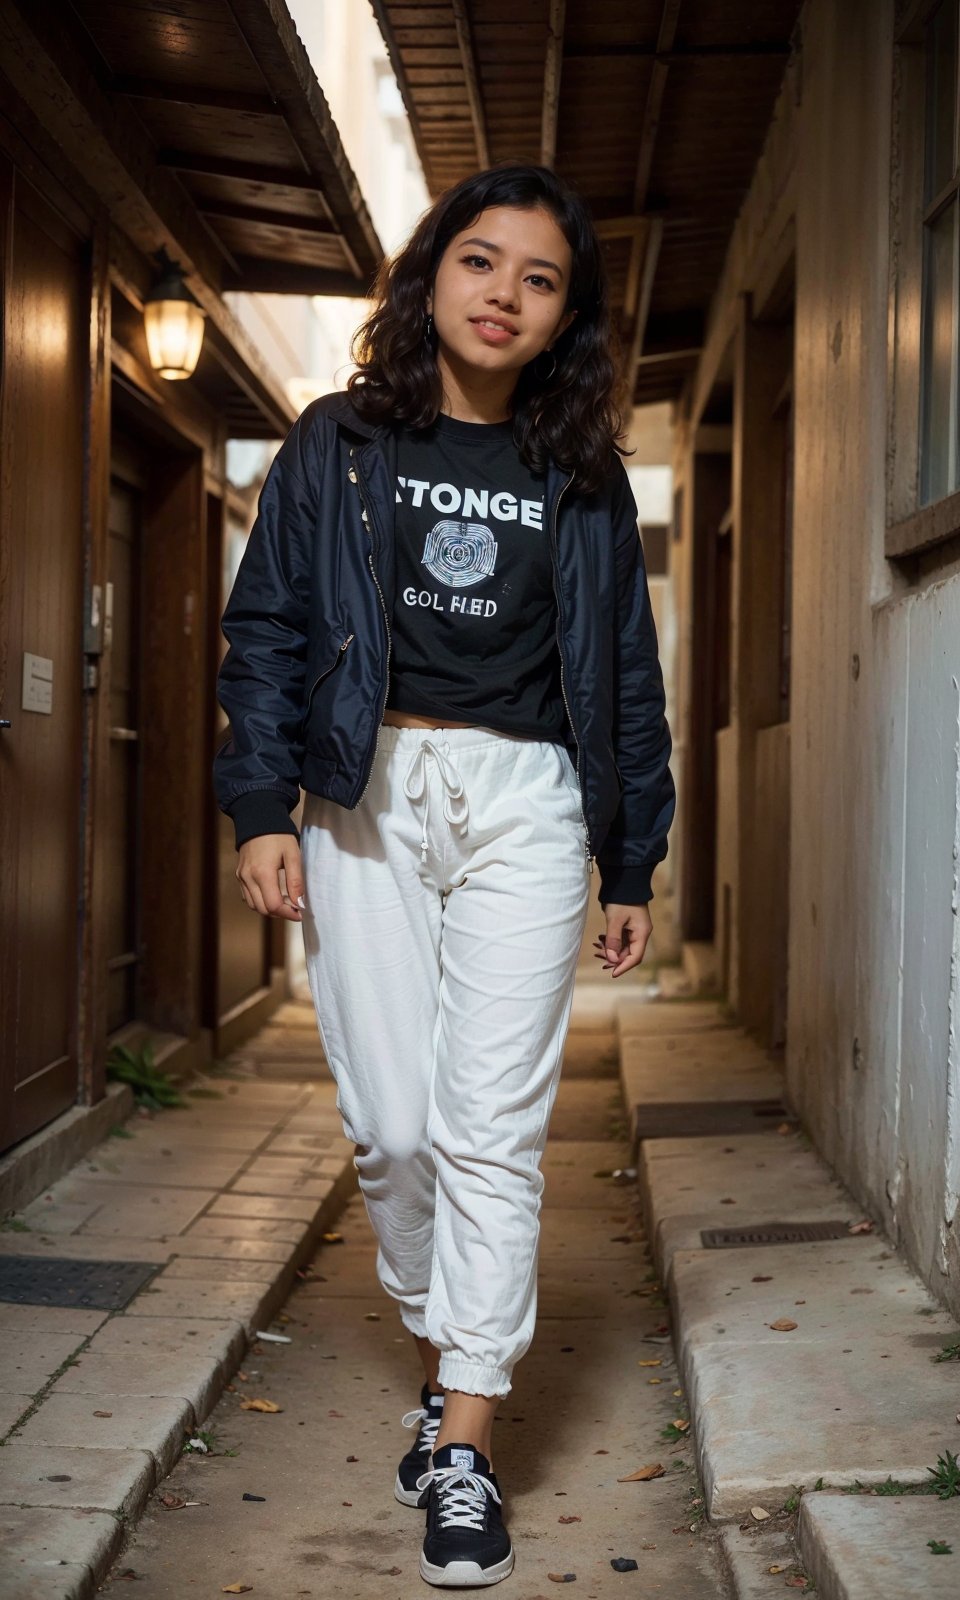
[{"x1": 427, "y1": 204, "x2": 577, "y2": 377}]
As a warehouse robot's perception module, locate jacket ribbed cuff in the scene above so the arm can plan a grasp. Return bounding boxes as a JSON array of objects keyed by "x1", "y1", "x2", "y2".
[
  {"x1": 226, "y1": 790, "x2": 300, "y2": 851},
  {"x1": 596, "y1": 860, "x2": 655, "y2": 909}
]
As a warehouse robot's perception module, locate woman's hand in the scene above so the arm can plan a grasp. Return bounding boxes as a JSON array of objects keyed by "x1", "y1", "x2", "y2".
[
  {"x1": 592, "y1": 902, "x2": 652, "y2": 977},
  {"x1": 237, "y1": 835, "x2": 306, "y2": 922}
]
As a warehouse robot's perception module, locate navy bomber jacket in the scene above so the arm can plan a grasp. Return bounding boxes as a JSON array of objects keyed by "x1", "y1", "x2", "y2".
[{"x1": 213, "y1": 390, "x2": 676, "y2": 908}]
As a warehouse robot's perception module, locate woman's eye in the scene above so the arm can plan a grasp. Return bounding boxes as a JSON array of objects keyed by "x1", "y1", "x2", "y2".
[{"x1": 461, "y1": 255, "x2": 555, "y2": 290}]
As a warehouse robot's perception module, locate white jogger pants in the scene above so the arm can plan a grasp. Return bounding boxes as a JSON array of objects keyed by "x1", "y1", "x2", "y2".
[{"x1": 299, "y1": 723, "x2": 592, "y2": 1398}]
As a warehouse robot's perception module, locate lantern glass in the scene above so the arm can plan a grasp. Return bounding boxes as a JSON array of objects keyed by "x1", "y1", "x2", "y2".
[{"x1": 144, "y1": 297, "x2": 205, "y2": 379}]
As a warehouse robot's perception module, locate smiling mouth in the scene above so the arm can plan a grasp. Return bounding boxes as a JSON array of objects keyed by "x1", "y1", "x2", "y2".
[{"x1": 471, "y1": 318, "x2": 517, "y2": 335}]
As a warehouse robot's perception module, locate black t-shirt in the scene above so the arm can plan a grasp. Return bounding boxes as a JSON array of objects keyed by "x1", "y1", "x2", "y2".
[{"x1": 384, "y1": 410, "x2": 569, "y2": 743}]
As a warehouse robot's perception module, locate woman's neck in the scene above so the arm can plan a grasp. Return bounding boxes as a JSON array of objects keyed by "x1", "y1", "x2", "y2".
[{"x1": 436, "y1": 349, "x2": 515, "y2": 424}]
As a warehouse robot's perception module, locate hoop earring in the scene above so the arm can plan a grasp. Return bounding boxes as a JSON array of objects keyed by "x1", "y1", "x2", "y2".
[{"x1": 535, "y1": 347, "x2": 557, "y2": 381}]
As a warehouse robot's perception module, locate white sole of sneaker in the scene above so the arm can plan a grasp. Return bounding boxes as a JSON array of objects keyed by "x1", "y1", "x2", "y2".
[
  {"x1": 395, "y1": 1471, "x2": 424, "y2": 1507},
  {"x1": 419, "y1": 1549, "x2": 515, "y2": 1586}
]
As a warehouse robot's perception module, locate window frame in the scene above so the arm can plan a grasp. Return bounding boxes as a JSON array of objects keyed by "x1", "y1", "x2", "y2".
[{"x1": 887, "y1": 0, "x2": 960, "y2": 558}]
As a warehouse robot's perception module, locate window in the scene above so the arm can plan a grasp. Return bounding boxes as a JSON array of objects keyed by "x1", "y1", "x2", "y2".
[
  {"x1": 888, "y1": 0, "x2": 960, "y2": 556},
  {"x1": 920, "y1": 0, "x2": 959, "y2": 503}
]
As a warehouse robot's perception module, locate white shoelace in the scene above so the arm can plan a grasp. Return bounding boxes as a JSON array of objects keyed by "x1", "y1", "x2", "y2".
[
  {"x1": 401, "y1": 1404, "x2": 443, "y2": 1457},
  {"x1": 414, "y1": 1462, "x2": 502, "y2": 1529}
]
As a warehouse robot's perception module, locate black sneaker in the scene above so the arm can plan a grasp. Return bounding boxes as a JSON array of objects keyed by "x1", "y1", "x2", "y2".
[
  {"x1": 415, "y1": 1441, "x2": 514, "y2": 1587},
  {"x1": 395, "y1": 1381, "x2": 446, "y2": 1506}
]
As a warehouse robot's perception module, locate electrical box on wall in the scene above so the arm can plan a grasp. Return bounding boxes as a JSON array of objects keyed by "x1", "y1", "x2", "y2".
[{"x1": 22, "y1": 653, "x2": 54, "y2": 714}]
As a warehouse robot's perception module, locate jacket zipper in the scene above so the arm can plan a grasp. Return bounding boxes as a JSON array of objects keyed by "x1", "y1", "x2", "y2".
[
  {"x1": 305, "y1": 633, "x2": 355, "y2": 714},
  {"x1": 348, "y1": 447, "x2": 392, "y2": 806},
  {"x1": 549, "y1": 470, "x2": 593, "y2": 871}
]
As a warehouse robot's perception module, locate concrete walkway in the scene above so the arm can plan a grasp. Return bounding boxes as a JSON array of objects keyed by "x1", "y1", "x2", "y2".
[
  {"x1": 80, "y1": 969, "x2": 730, "y2": 1597},
  {"x1": 0, "y1": 1013, "x2": 355, "y2": 1599},
  {"x1": 618, "y1": 996, "x2": 960, "y2": 1598}
]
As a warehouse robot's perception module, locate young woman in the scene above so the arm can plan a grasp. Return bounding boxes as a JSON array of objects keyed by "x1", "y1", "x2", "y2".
[{"x1": 213, "y1": 162, "x2": 675, "y2": 1588}]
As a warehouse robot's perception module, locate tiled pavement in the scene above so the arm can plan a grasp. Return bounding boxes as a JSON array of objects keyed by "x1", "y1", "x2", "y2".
[{"x1": 0, "y1": 1008, "x2": 356, "y2": 1598}]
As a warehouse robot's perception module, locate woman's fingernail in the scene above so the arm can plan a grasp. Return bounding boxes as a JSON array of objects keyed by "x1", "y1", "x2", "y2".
[{"x1": 297, "y1": 895, "x2": 306, "y2": 910}]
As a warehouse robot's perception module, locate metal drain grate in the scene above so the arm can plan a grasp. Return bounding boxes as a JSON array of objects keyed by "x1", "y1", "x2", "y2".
[
  {"x1": 0, "y1": 1255, "x2": 161, "y2": 1309},
  {"x1": 700, "y1": 1220, "x2": 852, "y2": 1249}
]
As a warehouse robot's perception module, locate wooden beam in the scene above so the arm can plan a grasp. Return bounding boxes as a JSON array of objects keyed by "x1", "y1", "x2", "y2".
[
  {"x1": 156, "y1": 150, "x2": 330, "y2": 191},
  {"x1": 625, "y1": 0, "x2": 682, "y2": 399},
  {"x1": 368, "y1": 0, "x2": 437, "y2": 192},
  {"x1": 563, "y1": 43, "x2": 792, "y2": 61},
  {"x1": 111, "y1": 77, "x2": 281, "y2": 117},
  {"x1": 228, "y1": 256, "x2": 376, "y2": 297},
  {"x1": 450, "y1": 0, "x2": 489, "y2": 169},
  {"x1": 625, "y1": 216, "x2": 664, "y2": 397},
  {"x1": 540, "y1": 0, "x2": 565, "y2": 170},
  {"x1": 0, "y1": 0, "x2": 230, "y2": 292},
  {"x1": 197, "y1": 197, "x2": 340, "y2": 237},
  {"x1": 224, "y1": 0, "x2": 383, "y2": 283}
]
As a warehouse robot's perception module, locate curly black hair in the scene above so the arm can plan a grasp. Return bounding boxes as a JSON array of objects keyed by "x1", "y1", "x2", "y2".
[{"x1": 346, "y1": 162, "x2": 632, "y2": 496}]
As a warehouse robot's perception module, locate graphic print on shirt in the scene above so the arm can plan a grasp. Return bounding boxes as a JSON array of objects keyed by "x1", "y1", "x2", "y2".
[
  {"x1": 422, "y1": 519, "x2": 498, "y2": 587},
  {"x1": 398, "y1": 474, "x2": 542, "y2": 619}
]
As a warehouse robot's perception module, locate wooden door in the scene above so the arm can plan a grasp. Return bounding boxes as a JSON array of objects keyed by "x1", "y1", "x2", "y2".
[
  {"x1": 104, "y1": 461, "x2": 145, "y2": 1033},
  {"x1": 0, "y1": 163, "x2": 86, "y2": 1151}
]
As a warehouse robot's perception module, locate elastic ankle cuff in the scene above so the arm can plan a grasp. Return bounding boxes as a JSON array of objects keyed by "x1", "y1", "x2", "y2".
[{"x1": 436, "y1": 1355, "x2": 512, "y2": 1399}]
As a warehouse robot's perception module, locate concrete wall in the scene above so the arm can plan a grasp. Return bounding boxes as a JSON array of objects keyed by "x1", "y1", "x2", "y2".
[{"x1": 678, "y1": 0, "x2": 960, "y2": 1312}]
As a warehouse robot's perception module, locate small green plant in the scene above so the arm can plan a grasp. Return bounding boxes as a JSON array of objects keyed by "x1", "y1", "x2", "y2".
[
  {"x1": 660, "y1": 1421, "x2": 689, "y2": 1443},
  {"x1": 783, "y1": 1490, "x2": 800, "y2": 1513},
  {"x1": 928, "y1": 1539, "x2": 953, "y2": 1554},
  {"x1": 107, "y1": 1124, "x2": 134, "y2": 1139},
  {"x1": 928, "y1": 1449, "x2": 960, "y2": 1500},
  {"x1": 183, "y1": 1427, "x2": 237, "y2": 1457},
  {"x1": 934, "y1": 1339, "x2": 960, "y2": 1362},
  {"x1": 0, "y1": 1217, "x2": 31, "y2": 1232},
  {"x1": 106, "y1": 1041, "x2": 186, "y2": 1109},
  {"x1": 813, "y1": 1477, "x2": 824, "y2": 1490}
]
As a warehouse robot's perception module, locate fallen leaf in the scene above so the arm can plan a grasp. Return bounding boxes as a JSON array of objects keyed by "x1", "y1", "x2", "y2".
[
  {"x1": 558, "y1": 1514, "x2": 582, "y2": 1523},
  {"x1": 637, "y1": 1359, "x2": 661, "y2": 1368},
  {"x1": 221, "y1": 1587, "x2": 253, "y2": 1594},
  {"x1": 346, "y1": 1454, "x2": 359, "y2": 1462},
  {"x1": 784, "y1": 1580, "x2": 807, "y2": 1589},
  {"x1": 92, "y1": 1410, "x2": 113, "y2": 1418},
  {"x1": 322, "y1": 1232, "x2": 344, "y2": 1242},
  {"x1": 617, "y1": 1463, "x2": 664, "y2": 1482},
  {"x1": 594, "y1": 1448, "x2": 609, "y2": 1454},
  {"x1": 239, "y1": 1398, "x2": 283, "y2": 1413},
  {"x1": 672, "y1": 1419, "x2": 690, "y2": 1432},
  {"x1": 752, "y1": 1275, "x2": 773, "y2": 1283},
  {"x1": 647, "y1": 1378, "x2": 662, "y2": 1385},
  {"x1": 848, "y1": 1219, "x2": 874, "y2": 1234},
  {"x1": 381, "y1": 1567, "x2": 402, "y2": 1576},
  {"x1": 720, "y1": 1197, "x2": 737, "y2": 1205},
  {"x1": 750, "y1": 1506, "x2": 771, "y2": 1521},
  {"x1": 768, "y1": 1318, "x2": 798, "y2": 1332},
  {"x1": 547, "y1": 1573, "x2": 577, "y2": 1583},
  {"x1": 159, "y1": 1492, "x2": 187, "y2": 1509},
  {"x1": 242, "y1": 1494, "x2": 266, "y2": 1503},
  {"x1": 364, "y1": 1312, "x2": 380, "y2": 1321},
  {"x1": 768, "y1": 1565, "x2": 786, "y2": 1574}
]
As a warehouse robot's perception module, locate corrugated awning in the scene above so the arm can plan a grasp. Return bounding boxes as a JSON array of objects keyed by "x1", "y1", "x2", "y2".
[{"x1": 370, "y1": 0, "x2": 802, "y2": 406}]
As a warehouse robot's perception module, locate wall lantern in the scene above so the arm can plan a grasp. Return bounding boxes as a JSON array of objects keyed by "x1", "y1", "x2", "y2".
[{"x1": 144, "y1": 249, "x2": 206, "y2": 380}]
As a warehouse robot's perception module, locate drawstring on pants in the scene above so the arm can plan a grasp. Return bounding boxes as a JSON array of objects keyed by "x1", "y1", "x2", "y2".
[{"x1": 402, "y1": 736, "x2": 471, "y2": 864}]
